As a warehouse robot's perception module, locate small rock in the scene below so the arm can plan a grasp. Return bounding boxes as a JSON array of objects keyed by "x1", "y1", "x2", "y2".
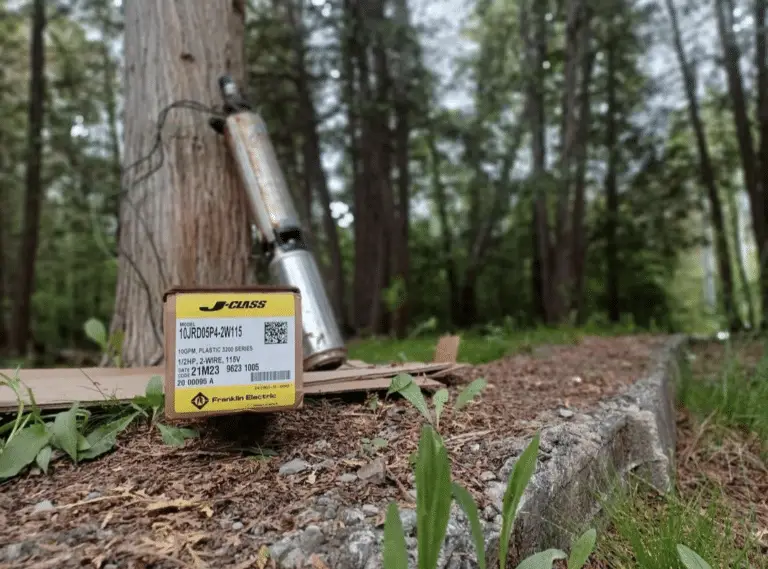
[
  {"x1": 231, "y1": 521, "x2": 244, "y2": 531},
  {"x1": 281, "y1": 548, "x2": 306, "y2": 569},
  {"x1": 357, "y1": 458, "x2": 386, "y2": 483},
  {"x1": 316, "y1": 459, "x2": 334, "y2": 470},
  {"x1": 362, "y1": 504, "x2": 379, "y2": 516},
  {"x1": 480, "y1": 471, "x2": 496, "y2": 481},
  {"x1": 299, "y1": 524, "x2": 325, "y2": 549},
  {"x1": 86, "y1": 492, "x2": 101, "y2": 501},
  {"x1": 399, "y1": 509, "x2": 417, "y2": 534},
  {"x1": 343, "y1": 508, "x2": 366, "y2": 526},
  {"x1": 2, "y1": 543, "x2": 23, "y2": 562},
  {"x1": 470, "y1": 443, "x2": 481, "y2": 452},
  {"x1": 269, "y1": 537, "x2": 294, "y2": 560},
  {"x1": 485, "y1": 482, "x2": 506, "y2": 507},
  {"x1": 279, "y1": 458, "x2": 310, "y2": 476},
  {"x1": 558, "y1": 408, "x2": 575, "y2": 419},
  {"x1": 571, "y1": 375, "x2": 583, "y2": 384},
  {"x1": 313, "y1": 439, "x2": 331, "y2": 451},
  {"x1": 32, "y1": 500, "x2": 54, "y2": 514},
  {"x1": 482, "y1": 505, "x2": 496, "y2": 521},
  {"x1": 338, "y1": 473, "x2": 357, "y2": 483}
]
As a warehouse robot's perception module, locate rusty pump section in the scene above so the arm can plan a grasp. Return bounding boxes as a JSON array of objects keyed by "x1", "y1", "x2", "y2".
[{"x1": 210, "y1": 76, "x2": 347, "y2": 371}]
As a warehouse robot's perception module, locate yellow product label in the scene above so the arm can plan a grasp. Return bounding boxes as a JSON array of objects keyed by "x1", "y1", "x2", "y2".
[
  {"x1": 172, "y1": 290, "x2": 297, "y2": 414},
  {"x1": 175, "y1": 383, "x2": 295, "y2": 413},
  {"x1": 175, "y1": 292, "x2": 295, "y2": 319}
]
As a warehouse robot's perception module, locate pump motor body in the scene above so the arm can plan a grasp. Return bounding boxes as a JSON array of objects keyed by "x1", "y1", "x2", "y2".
[{"x1": 213, "y1": 77, "x2": 347, "y2": 371}]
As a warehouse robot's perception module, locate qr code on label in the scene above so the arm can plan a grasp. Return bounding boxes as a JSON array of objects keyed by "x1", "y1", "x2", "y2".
[{"x1": 264, "y1": 321, "x2": 288, "y2": 345}]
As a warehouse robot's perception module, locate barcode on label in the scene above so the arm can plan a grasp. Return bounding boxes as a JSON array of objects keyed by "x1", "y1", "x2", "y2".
[{"x1": 250, "y1": 370, "x2": 291, "y2": 382}]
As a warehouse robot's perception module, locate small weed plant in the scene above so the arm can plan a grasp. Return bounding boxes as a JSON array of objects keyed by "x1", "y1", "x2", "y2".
[
  {"x1": 384, "y1": 373, "x2": 719, "y2": 569},
  {"x1": 0, "y1": 372, "x2": 198, "y2": 481}
]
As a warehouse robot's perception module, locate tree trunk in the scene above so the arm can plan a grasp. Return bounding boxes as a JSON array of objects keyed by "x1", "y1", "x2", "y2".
[
  {"x1": 390, "y1": 0, "x2": 413, "y2": 339},
  {"x1": 523, "y1": 0, "x2": 551, "y2": 324},
  {"x1": 285, "y1": 0, "x2": 347, "y2": 329},
  {"x1": 754, "y1": 0, "x2": 768, "y2": 326},
  {"x1": 727, "y1": 188, "x2": 755, "y2": 327},
  {"x1": 426, "y1": 126, "x2": 458, "y2": 326},
  {"x1": 112, "y1": 0, "x2": 251, "y2": 366},
  {"x1": 604, "y1": 32, "x2": 620, "y2": 324},
  {"x1": 11, "y1": 0, "x2": 46, "y2": 356},
  {"x1": 665, "y1": 0, "x2": 741, "y2": 330},
  {"x1": 569, "y1": 4, "x2": 595, "y2": 323}
]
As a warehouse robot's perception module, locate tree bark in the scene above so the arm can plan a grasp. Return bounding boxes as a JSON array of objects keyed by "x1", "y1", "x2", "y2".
[
  {"x1": 604, "y1": 32, "x2": 620, "y2": 323},
  {"x1": 754, "y1": 0, "x2": 768, "y2": 326},
  {"x1": 665, "y1": 0, "x2": 741, "y2": 330},
  {"x1": 11, "y1": 0, "x2": 46, "y2": 356},
  {"x1": 522, "y1": 0, "x2": 551, "y2": 324},
  {"x1": 111, "y1": 0, "x2": 251, "y2": 366},
  {"x1": 390, "y1": 0, "x2": 413, "y2": 339},
  {"x1": 569, "y1": 4, "x2": 595, "y2": 324}
]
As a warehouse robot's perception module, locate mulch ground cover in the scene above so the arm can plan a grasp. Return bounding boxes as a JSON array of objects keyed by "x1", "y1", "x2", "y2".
[{"x1": 0, "y1": 335, "x2": 665, "y2": 569}]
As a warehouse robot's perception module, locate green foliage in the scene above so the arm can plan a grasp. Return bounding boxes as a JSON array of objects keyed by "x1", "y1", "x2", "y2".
[
  {"x1": 597, "y1": 483, "x2": 759, "y2": 568},
  {"x1": 386, "y1": 373, "x2": 487, "y2": 429},
  {"x1": 0, "y1": 371, "x2": 198, "y2": 480},
  {"x1": 676, "y1": 545, "x2": 712, "y2": 569},
  {"x1": 83, "y1": 317, "x2": 124, "y2": 367},
  {"x1": 382, "y1": 426, "x2": 597, "y2": 569},
  {"x1": 679, "y1": 343, "x2": 768, "y2": 441}
]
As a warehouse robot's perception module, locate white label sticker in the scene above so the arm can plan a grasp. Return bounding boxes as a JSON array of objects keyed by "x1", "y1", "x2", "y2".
[{"x1": 175, "y1": 316, "x2": 296, "y2": 389}]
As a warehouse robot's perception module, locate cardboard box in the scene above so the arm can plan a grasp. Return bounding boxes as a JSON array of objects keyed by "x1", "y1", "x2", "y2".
[{"x1": 162, "y1": 285, "x2": 303, "y2": 419}]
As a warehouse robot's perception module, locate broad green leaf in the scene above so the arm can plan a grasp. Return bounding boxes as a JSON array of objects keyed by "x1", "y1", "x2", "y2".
[
  {"x1": 515, "y1": 549, "x2": 567, "y2": 569},
  {"x1": 371, "y1": 437, "x2": 388, "y2": 450},
  {"x1": 84, "y1": 318, "x2": 108, "y2": 349},
  {"x1": 451, "y1": 482, "x2": 486, "y2": 569},
  {"x1": 415, "y1": 425, "x2": 452, "y2": 569},
  {"x1": 157, "y1": 423, "x2": 199, "y2": 447},
  {"x1": 432, "y1": 389, "x2": 449, "y2": 428},
  {"x1": 390, "y1": 375, "x2": 432, "y2": 423},
  {"x1": 80, "y1": 413, "x2": 139, "y2": 460},
  {"x1": 676, "y1": 544, "x2": 712, "y2": 569},
  {"x1": 35, "y1": 446, "x2": 52, "y2": 474},
  {"x1": 499, "y1": 432, "x2": 540, "y2": 569},
  {"x1": 454, "y1": 378, "x2": 488, "y2": 411},
  {"x1": 77, "y1": 434, "x2": 92, "y2": 451},
  {"x1": 145, "y1": 376, "x2": 164, "y2": 409},
  {"x1": 383, "y1": 502, "x2": 409, "y2": 569},
  {"x1": 51, "y1": 405, "x2": 80, "y2": 463},
  {"x1": 0, "y1": 423, "x2": 52, "y2": 479},
  {"x1": 567, "y1": 528, "x2": 596, "y2": 569},
  {"x1": 388, "y1": 373, "x2": 414, "y2": 395}
]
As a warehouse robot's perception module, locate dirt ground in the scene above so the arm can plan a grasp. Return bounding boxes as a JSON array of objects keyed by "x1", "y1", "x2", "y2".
[{"x1": 0, "y1": 335, "x2": 666, "y2": 569}]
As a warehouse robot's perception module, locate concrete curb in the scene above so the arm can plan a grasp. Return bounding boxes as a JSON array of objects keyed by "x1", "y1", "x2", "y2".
[{"x1": 266, "y1": 334, "x2": 688, "y2": 569}]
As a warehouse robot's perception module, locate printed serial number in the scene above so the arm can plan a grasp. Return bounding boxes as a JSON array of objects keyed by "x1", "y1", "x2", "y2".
[
  {"x1": 225, "y1": 363, "x2": 260, "y2": 373},
  {"x1": 178, "y1": 325, "x2": 243, "y2": 340},
  {"x1": 177, "y1": 377, "x2": 213, "y2": 387}
]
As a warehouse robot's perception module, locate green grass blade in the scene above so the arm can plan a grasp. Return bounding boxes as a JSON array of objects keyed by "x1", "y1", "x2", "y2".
[
  {"x1": 499, "y1": 432, "x2": 540, "y2": 569},
  {"x1": 451, "y1": 482, "x2": 486, "y2": 569},
  {"x1": 383, "y1": 502, "x2": 409, "y2": 569},
  {"x1": 389, "y1": 374, "x2": 432, "y2": 423},
  {"x1": 514, "y1": 549, "x2": 567, "y2": 569},
  {"x1": 567, "y1": 528, "x2": 596, "y2": 569},
  {"x1": 676, "y1": 544, "x2": 712, "y2": 569},
  {"x1": 415, "y1": 425, "x2": 452, "y2": 569},
  {"x1": 432, "y1": 389, "x2": 449, "y2": 429},
  {"x1": 454, "y1": 378, "x2": 487, "y2": 411}
]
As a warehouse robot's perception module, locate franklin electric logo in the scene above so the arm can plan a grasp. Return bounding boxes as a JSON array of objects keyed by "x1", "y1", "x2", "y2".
[
  {"x1": 190, "y1": 392, "x2": 209, "y2": 410},
  {"x1": 198, "y1": 299, "x2": 268, "y2": 312}
]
